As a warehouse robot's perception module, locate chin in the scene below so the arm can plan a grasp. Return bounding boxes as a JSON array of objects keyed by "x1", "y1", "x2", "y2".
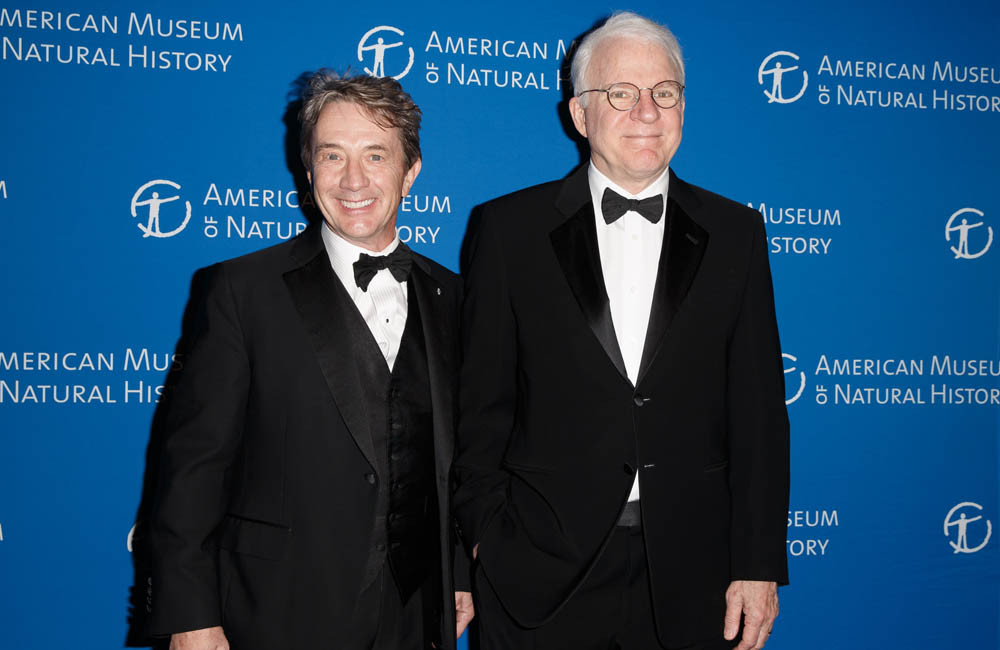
[{"x1": 626, "y1": 164, "x2": 666, "y2": 179}]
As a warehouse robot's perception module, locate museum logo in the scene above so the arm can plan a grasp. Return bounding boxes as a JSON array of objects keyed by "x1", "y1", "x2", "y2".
[
  {"x1": 358, "y1": 25, "x2": 414, "y2": 80},
  {"x1": 130, "y1": 179, "x2": 191, "y2": 238},
  {"x1": 945, "y1": 207, "x2": 992, "y2": 260},
  {"x1": 759, "y1": 51, "x2": 808, "y2": 104},
  {"x1": 783, "y1": 352, "x2": 806, "y2": 405},
  {"x1": 944, "y1": 502, "x2": 992, "y2": 553}
]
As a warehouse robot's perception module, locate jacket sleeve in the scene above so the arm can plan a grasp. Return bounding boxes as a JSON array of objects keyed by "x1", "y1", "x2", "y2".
[
  {"x1": 726, "y1": 219, "x2": 790, "y2": 585},
  {"x1": 451, "y1": 205, "x2": 517, "y2": 556},
  {"x1": 148, "y1": 262, "x2": 250, "y2": 635}
]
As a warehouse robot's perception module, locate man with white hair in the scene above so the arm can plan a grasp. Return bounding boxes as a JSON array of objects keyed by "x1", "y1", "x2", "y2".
[{"x1": 455, "y1": 11, "x2": 789, "y2": 650}]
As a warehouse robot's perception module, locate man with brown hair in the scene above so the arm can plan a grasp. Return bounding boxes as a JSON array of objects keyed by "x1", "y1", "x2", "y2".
[{"x1": 148, "y1": 71, "x2": 472, "y2": 650}]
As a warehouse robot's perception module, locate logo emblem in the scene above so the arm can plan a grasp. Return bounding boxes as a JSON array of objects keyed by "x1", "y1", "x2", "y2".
[
  {"x1": 944, "y1": 502, "x2": 992, "y2": 553},
  {"x1": 130, "y1": 180, "x2": 191, "y2": 238},
  {"x1": 358, "y1": 25, "x2": 414, "y2": 80},
  {"x1": 783, "y1": 353, "x2": 806, "y2": 405},
  {"x1": 945, "y1": 207, "x2": 992, "y2": 260},
  {"x1": 758, "y1": 51, "x2": 808, "y2": 104}
]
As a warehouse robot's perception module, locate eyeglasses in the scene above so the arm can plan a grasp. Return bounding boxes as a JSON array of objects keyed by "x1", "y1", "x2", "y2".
[{"x1": 578, "y1": 80, "x2": 685, "y2": 111}]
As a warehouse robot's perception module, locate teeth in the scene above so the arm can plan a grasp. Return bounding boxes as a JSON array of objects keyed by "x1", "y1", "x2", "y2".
[{"x1": 340, "y1": 198, "x2": 375, "y2": 209}]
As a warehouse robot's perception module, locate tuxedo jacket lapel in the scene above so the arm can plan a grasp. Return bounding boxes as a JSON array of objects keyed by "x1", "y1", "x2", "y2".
[
  {"x1": 548, "y1": 167, "x2": 710, "y2": 387},
  {"x1": 550, "y1": 168, "x2": 629, "y2": 383},
  {"x1": 409, "y1": 258, "x2": 455, "y2": 481},
  {"x1": 282, "y1": 227, "x2": 377, "y2": 470},
  {"x1": 637, "y1": 178, "x2": 709, "y2": 384}
]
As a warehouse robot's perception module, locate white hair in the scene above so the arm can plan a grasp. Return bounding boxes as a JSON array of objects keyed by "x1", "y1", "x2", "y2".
[{"x1": 570, "y1": 11, "x2": 685, "y2": 103}]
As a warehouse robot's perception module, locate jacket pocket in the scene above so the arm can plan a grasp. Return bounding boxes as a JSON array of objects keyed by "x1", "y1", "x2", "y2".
[
  {"x1": 703, "y1": 460, "x2": 729, "y2": 473},
  {"x1": 218, "y1": 514, "x2": 291, "y2": 560},
  {"x1": 502, "y1": 459, "x2": 553, "y2": 475}
]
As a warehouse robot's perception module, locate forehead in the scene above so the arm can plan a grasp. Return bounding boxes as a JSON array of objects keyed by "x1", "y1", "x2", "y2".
[
  {"x1": 589, "y1": 37, "x2": 676, "y2": 85},
  {"x1": 314, "y1": 100, "x2": 400, "y2": 145}
]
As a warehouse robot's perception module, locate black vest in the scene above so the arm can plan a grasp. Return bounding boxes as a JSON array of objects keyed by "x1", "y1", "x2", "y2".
[{"x1": 352, "y1": 283, "x2": 437, "y2": 602}]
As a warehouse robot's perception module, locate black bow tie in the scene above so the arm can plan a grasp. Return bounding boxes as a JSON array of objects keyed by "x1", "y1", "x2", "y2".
[
  {"x1": 353, "y1": 245, "x2": 412, "y2": 291},
  {"x1": 601, "y1": 188, "x2": 664, "y2": 224}
]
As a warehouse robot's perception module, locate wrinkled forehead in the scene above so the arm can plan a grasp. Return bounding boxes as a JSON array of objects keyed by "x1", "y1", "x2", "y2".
[
  {"x1": 319, "y1": 99, "x2": 392, "y2": 131},
  {"x1": 588, "y1": 37, "x2": 677, "y2": 86},
  {"x1": 313, "y1": 100, "x2": 405, "y2": 150}
]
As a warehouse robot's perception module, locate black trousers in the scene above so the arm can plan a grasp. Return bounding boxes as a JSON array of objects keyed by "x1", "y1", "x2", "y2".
[
  {"x1": 473, "y1": 525, "x2": 738, "y2": 650},
  {"x1": 347, "y1": 563, "x2": 426, "y2": 650}
]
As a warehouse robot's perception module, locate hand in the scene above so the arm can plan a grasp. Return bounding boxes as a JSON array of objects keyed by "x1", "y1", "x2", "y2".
[
  {"x1": 723, "y1": 580, "x2": 778, "y2": 650},
  {"x1": 169, "y1": 626, "x2": 229, "y2": 650},
  {"x1": 455, "y1": 591, "x2": 475, "y2": 639}
]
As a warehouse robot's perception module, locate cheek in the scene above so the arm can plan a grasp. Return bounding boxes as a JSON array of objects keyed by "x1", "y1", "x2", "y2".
[{"x1": 312, "y1": 169, "x2": 337, "y2": 190}]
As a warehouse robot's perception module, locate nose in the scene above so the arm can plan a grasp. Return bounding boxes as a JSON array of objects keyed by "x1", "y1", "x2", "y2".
[
  {"x1": 339, "y1": 157, "x2": 369, "y2": 192},
  {"x1": 630, "y1": 89, "x2": 660, "y2": 122}
]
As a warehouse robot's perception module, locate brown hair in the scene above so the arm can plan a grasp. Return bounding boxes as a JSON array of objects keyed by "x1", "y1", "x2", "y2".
[{"x1": 298, "y1": 70, "x2": 422, "y2": 170}]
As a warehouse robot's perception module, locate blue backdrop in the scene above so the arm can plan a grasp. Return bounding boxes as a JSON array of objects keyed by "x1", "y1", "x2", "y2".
[{"x1": 1, "y1": 1, "x2": 998, "y2": 648}]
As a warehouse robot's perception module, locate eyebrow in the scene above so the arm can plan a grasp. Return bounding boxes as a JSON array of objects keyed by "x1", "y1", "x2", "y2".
[{"x1": 314, "y1": 143, "x2": 390, "y2": 152}]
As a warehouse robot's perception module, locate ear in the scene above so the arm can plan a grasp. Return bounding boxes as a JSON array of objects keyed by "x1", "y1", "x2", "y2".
[
  {"x1": 402, "y1": 158, "x2": 422, "y2": 196},
  {"x1": 569, "y1": 96, "x2": 588, "y2": 138},
  {"x1": 306, "y1": 169, "x2": 312, "y2": 186}
]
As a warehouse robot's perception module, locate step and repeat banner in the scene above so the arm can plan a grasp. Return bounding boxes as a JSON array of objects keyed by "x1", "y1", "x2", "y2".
[{"x1": 1, "y1": 1, "x2": 997, "y2": 648}]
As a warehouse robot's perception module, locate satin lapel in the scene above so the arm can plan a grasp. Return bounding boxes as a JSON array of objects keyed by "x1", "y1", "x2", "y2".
[
  {"x1": 283, "y1": 249, "x2": 376, "y2": 469},
  {"x1": 409, "y1": 259, "x2": 455, "y2": 482},
  {"x1": 637, "y1": 196, "x2": 709, "y2": 384},
  {"x1": 550, "y1": 202, "x2": 629, "y2": 383}
]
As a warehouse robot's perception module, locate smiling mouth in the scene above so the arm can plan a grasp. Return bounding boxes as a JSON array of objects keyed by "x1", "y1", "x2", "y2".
[{"x1": 339, "y1": 198, "x2": 375, "y2": 209}]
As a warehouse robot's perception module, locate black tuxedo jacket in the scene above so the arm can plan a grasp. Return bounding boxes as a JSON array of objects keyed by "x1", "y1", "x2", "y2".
[
  {"x1": 148, "y1": 224, "x2": 465, "y2": 649},
  {"x1": 453, "y1": 167, "x2": 789, "y2": 647}
]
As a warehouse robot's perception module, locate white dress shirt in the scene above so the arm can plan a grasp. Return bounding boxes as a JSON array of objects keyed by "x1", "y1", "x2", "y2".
[
  {"x1": 322, "y1": 225, "x2": 409, "y2": 370},
  {"x1": 587, "y1": 164, "x2": 670, "y2": 501}
]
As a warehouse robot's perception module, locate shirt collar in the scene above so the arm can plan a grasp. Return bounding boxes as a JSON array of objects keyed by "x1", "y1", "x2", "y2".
[
  {"x1": 588, "y1": 163, "x2": 671, "y2": 225},
  {"x1": 321, "y1": 224, "x2": 401, "y2": 294}
]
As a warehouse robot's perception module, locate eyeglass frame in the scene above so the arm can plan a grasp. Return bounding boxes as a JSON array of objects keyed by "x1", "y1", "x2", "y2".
[{"x1": 577, "y1": 80, "x2": 686, "y2": 111}]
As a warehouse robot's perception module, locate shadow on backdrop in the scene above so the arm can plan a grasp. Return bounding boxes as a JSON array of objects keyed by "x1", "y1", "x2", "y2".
[
  {"x1": 284, "y1": 70, "x2": 324, "y2": 227},
  {"x1": 459, "y1": 23, "x2": 596, "y2": 278}
]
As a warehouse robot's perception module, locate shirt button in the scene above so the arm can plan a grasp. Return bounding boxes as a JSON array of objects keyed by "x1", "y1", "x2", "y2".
[
  {"x1": 365, "y1": 473, "x2": 376, "y2": 485},
  {"x1": 375, "y1": 543, "x2": 386, "y2": 551}
]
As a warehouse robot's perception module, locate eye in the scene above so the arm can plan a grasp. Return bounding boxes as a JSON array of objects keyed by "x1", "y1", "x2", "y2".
[
  {"x1": 609, "y1": 89, "x2": 634, "y2": 100},
  {"x1": 322, "y1": 152, "x2": 340, "y2": 161},
  {"x1": 370, "y1": 154, "x2": 384, "y2": 162}
]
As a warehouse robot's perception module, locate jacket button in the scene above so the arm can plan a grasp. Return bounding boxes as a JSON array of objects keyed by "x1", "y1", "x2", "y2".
[
  {"x1": 365, "y1": 473, "x2": 376, "y2": 485},
  {"x1": 375, "y1": 543, "x2": 385, "y2": 551},
  {"x1": 633, "y1": 394, "x2": 646, "y2": 406}
]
